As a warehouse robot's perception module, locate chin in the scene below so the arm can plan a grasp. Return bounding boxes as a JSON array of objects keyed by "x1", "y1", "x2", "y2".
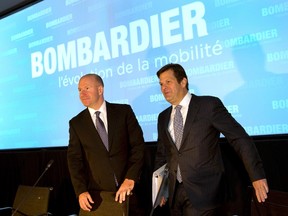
[{"x1": 165, "y1": 97, "x2": 172, "y2": 103}]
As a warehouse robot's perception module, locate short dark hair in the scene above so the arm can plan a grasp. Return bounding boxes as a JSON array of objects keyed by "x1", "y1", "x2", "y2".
[{"x1": 156, "y1": 63, "x2": 189, "y2": 90}]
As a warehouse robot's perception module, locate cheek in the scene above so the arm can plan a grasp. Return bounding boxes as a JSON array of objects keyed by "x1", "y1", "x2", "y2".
[{"x1": 79, "y1": 92, "x2": 85, "y2": 98}]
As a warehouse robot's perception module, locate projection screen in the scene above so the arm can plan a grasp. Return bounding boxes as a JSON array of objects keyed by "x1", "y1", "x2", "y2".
[{"x1": 0, "y1": 0, "x2": 287, "y2": 150}]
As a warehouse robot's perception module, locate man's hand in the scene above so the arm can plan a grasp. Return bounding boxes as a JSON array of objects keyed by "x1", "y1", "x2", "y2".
[
  {"x1": 252, "y1": 178, "x2": 269, "y2": 202},
  {"x1": 159, "y1": 196, "x2": 167, "y2": 207},
  {"x1": 79, "y1": 191, "x2": 94, "y2": 211},
  {"x1": 115, "y1": 178, "x2": 134, "y2": 203}
]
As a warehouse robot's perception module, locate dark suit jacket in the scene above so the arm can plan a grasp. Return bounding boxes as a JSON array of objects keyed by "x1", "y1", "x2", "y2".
[
  {"x1": 155, "y1": 94, "x2": 266, "y2": 209},
  {"x1": 67, "y1": 102, "x2": 145, "y2": 197}
]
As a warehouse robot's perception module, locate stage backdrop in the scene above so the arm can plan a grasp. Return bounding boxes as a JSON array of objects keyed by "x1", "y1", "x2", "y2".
[{"x1": 0, "y1": 0, "x2": 287, "y2": 150}]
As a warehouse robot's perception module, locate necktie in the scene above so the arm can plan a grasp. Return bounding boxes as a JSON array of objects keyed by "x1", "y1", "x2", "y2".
[
  {"x1": 174, "y1": 105, "x2": 183, "y2": 149},
  {"x1": 95, "y1": 111, "x2": 118, "y2": 186},
  {"x1": 174, "y1": 105, "x2": 183, "y2": 182},
  {"x1": 95, "y1": 111, "x2": 109, "y2": 151}
]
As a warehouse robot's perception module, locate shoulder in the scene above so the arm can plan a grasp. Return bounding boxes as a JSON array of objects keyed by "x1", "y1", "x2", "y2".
[
  {"x1": 192, "y1": 94, "x2": 223, "y2": 105},
  {"x1": 107, "y1": 101, "x2": 131, "y2": 110},
  {"x1": 106, "y1": 102, "x2": 134, "y2": 114},
  {"x1": 70, "y1": 108, "x2": 89, "y2": 123},
  {"x1": 193, "y1": 93, "x2": 220, "y2": 101},
  {"x1": 158, "y1": 106, "x2": 172, "y2": 119}
]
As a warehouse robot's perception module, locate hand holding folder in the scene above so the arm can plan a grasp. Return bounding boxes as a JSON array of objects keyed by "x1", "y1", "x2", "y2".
[{"x1": 150, "y1": 163, "x2": 169, "y2": 216}]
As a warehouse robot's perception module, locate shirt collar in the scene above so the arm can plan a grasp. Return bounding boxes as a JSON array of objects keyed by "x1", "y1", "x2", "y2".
[
  {"x1": 173, "y1": 93, "x2": 191, "y2": 109},
  {"x1": 88, "y1": 101, "x2": 107, "y2": 117}
]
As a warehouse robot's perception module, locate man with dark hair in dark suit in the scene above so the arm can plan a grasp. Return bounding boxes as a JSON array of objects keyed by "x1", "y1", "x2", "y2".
[
  {"x1": 67, "y1": 74, "x2": 145, "y2": 216},
  {"x1": 154, "y1": 63, "x2": 268, "y2": 215}
]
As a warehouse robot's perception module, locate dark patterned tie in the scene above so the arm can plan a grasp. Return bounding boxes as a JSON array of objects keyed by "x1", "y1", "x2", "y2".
[
  {"x1": 174, "y1": 105, "x2": 183, "y2": 182},
  {"x1": 95, "y1": 111, "x2": 109, "y2": 151}
]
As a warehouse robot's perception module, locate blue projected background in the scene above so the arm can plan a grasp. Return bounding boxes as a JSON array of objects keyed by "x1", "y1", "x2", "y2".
[{"x1": 0, "y1": 0, "x2": 287, "y2": 150}]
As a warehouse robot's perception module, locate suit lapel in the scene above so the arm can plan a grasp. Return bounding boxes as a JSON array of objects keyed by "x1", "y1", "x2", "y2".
[
  {"x1": 82, "y1": 108, "x2": 110, "y2": 152},
  {"x1": 106, "y1": 102, "x2": 114, "y2": 150},
  {"x1": 82, "y1": 109, "x2": 98, "y2": 134},
  {"x1": 163, "y1": 107, "x2": 177, "y2": 149},
  {"x1": 164, "y1": 106, "x2": 176, "y2": 147},
  {"x1": 164, "y1": 95, "x2": 200, "y2": 150},
  {"x1": 80, "y1": 109, "x2": 107, "y2": 149},
  {"x1": 180, "y1": 94, "x2": 200, "y2": 149}
]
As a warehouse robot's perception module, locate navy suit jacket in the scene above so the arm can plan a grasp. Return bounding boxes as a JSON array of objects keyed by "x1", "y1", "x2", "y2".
[
  {"x1": 155, "y1": 94, "x2": 265, "y2": 209},
  {"x1": 67, "y1": 102, "x2": 145, "y2": 197}
]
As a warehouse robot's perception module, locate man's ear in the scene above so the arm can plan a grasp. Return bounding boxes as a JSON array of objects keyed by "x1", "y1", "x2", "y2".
[
  {"x1": 98, "y1": 85, "x2": 104, "y2": 95},
  {"x1": 181, "y1": 78, "x2": 187, "y2": 87}
]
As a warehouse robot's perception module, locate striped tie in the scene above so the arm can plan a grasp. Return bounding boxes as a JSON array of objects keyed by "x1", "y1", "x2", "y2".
[{"x1": 174, "y1": 105, "x2": 183, "y2": 182}]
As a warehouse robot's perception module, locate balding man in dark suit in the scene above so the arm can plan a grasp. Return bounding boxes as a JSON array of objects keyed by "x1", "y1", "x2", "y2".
[
  {"x1": 67, "y1": 74, "x2": 145, "y2": 216},
  {"x1": 154, "y1": 63, "x2": 268, "y2": 215}
]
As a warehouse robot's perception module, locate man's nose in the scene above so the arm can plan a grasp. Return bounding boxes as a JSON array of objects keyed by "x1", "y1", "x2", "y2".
[
  {"x1": 80, "y1": 90, "x2": 87, "y2": 95},
  {"x1": 161, "y1": 84, "x2": 167, "y2": 90}
]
